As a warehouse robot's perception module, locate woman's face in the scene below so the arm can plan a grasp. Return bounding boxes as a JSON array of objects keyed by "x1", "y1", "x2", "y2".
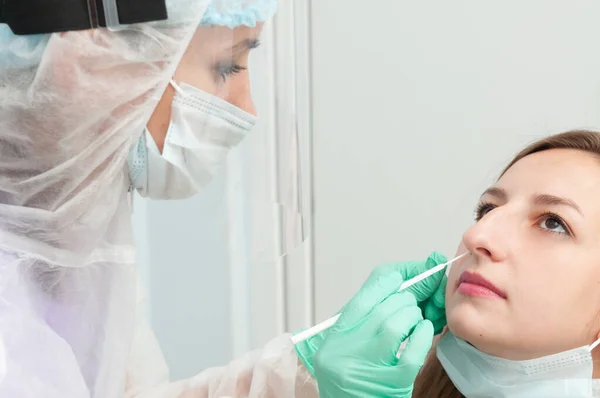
[
  {"x1": 446, "y1": 148, "x2": 600, "y2": 360},
  {"x1": 147, "y1": 23, "x2": 264, "y2": 151}
]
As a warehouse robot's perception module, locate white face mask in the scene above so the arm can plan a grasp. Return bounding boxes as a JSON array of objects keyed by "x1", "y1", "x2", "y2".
[
  {"x1": 437, "y1": 331, "x2": 600, "y2": 398},
  {"x1": 128, "y1": 80, "x2": 257, "y2": 200}
]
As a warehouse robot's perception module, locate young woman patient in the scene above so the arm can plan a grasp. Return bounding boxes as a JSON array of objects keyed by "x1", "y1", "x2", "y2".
[{"x1": 413, "y1": 130, "x2": 600, "y2": 397}]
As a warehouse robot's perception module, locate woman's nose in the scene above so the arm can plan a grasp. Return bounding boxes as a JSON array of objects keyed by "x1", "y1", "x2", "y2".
[{"x1": 462, "y1": 208, "x2": 510, "y2": 263}]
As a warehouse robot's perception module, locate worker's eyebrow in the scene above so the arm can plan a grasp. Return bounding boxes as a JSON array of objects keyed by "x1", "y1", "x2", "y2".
[{"x1": 223, "y1": 38, "x2": 261, "y2": 55}]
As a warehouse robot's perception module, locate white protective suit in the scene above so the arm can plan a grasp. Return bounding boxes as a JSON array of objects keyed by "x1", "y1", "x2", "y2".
[{"x1": 0, "y1": 0, "x2": 318, "y2": 396}]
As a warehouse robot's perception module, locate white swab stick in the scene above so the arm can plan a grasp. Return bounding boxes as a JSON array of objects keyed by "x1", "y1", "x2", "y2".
[{"x1": 291, "y1": 252, "x2": 469, "y2": 344}]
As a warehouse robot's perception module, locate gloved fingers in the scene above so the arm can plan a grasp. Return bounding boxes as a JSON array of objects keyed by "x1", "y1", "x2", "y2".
[
  {"x1": 335, "y1": 252, "x2": 447, "y2": 330},
  {"x1": 335, "y1": 267, "x2": 407, "y2": 330},
  {"x1": 423, "y1": 273, "x2": 448, "y2": 334},
  {"x1": 403, "y1": 251, "x2": 447, "y2": 303},
  {"x1": 338, "y1": 291, "x2": 417, "y2": 336},
  {"x1": 423, "y1": 301, "x2": 447, "y2": 334},
  {"x1": 395, "y1": 319, "x2": 434, "y2": 383},
  {"x1": 430, "y1": 274, "x2": 448, "y2": 309},
  {"x1": 426, "y1": 251, "x2": 448, "y2": 271},
  {"x1": 423, "y1": 298, "x2": 445, "y2": 321},
  {"x1": 430, "y1": 317, "x2": 447, "y2": 336},
  {"x1": 376, "y1": 302, "x2": 423, "y2": 359}
]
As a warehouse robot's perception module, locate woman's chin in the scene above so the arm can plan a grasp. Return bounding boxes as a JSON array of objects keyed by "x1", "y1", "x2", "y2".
[{"x1": 446, "y1": 303, "x2": 503, "y2": 349}]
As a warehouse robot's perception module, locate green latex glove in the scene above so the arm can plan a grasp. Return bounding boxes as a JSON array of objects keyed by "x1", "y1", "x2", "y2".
[
  {"x1": 294, "y1": 329, "x2": 326, "y2": 376},
  {"x1": 295, "y1": 308, "x2": 347, "y2": 375},
  {"x1": 347, "y1": 251, "x2": 448, "y2": 334},
  {"x1": 313, "y1": 251, "x2": 447, "y2": 398},
  {"x1": 396, "y1": 251, "x2": 448, "y2": 334}
]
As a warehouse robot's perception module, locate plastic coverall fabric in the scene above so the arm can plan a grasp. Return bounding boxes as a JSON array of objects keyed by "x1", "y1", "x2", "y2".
[{"x1": 0, "y1": 0, "x2": 318, "y2": 397}]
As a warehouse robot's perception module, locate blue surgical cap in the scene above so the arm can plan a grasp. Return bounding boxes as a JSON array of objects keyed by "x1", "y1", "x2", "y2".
[
  {"x1": 199, "y1": 0, "x2": 278, "y2": 28},
  {"x1": 0, "y1": 25, "x2": 49, "y2": 69}
]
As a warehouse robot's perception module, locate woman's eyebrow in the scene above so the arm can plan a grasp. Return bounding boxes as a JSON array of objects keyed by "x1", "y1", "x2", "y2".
[
  {"x1": 481, "y1": 187, "x2": 583, "y2": 216},
  {"x1": 480, "y1": 187, "x2": 507, "y2": 201},
  {"x1": 533, "y1": 194, "x2": 583, "y2": 216}
]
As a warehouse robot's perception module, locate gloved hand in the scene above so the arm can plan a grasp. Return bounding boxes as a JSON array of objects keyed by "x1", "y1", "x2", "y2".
[
  {"x1": 312, "y1": 251, "x2": 447, "y2": 398},
  {"x1": 391, "y1": 251, "x2": 448, "y2": 334}
]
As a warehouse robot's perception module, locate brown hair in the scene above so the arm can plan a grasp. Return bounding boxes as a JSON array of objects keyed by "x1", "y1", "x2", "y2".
[
  {"x1": 411, "y1": 129, "x2": 600, "y2": 397},
  {"x1": 412, "y1": 333, "x2": 465, "y2": 398}
]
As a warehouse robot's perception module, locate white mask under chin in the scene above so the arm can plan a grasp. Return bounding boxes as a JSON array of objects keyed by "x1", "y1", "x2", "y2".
[
  {"x1": 128, "y1": 81, "x2": 257, "y2": 200},
  {"x1": 437, "y1": 331, "x2": 599, "y2": 398}
]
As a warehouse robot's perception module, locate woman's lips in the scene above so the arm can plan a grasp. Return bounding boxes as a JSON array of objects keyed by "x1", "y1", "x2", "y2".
[{"x1": 457, "y1": 271, "x2": 507, "y2": 299}]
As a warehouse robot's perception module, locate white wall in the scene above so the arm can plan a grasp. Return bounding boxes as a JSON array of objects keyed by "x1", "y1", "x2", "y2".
[{"x1": 309, "y1": 0, "x2": 600, "y2": 320}]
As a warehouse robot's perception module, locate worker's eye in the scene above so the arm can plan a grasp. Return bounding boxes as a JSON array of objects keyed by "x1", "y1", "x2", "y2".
[{"x1": 214, "y1": 61, "x2": 246, "y2": 82}]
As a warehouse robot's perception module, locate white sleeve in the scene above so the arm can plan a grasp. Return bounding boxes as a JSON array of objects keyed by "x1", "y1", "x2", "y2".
[{"x1": 125, "y1": 281, "x2": 318, "y2": 398}]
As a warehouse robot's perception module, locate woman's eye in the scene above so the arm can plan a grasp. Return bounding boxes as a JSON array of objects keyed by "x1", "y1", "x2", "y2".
[
  {"x1": 475, "y1": 203, "x2": 496, "y2": 221},
  {"x1": 538, "y1": 214, "x2": 569, "y2": 235}
]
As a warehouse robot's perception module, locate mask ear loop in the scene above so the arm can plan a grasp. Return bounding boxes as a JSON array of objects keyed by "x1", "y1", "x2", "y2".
[
  {"x1": 149, "y1": 79, "x2": 184, "y2": 103},
  {"x1": 589, "y1": 337, "x2": 600, "y2": 352},
  {"x1": 170, "y1": 79, "x2": 186, "y2": 97}
]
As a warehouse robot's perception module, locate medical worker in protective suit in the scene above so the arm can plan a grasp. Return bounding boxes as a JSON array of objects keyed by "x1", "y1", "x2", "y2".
[{"x1": 0, "y1": 0, "x2": 450, "y2": 396}]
